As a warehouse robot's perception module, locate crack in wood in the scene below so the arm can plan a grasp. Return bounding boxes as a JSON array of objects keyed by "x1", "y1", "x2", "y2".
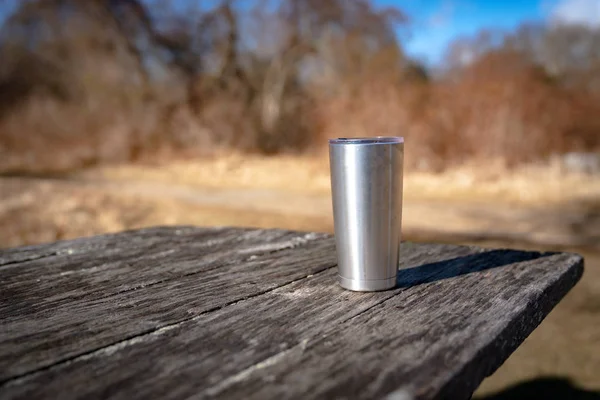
[
  {"x1": 0, "y1": 263, "x2": 336, "y2": 387},
  {"x1": 28, "y1": 231, "x2": 329, "y2": 308},
  {"x1": 0, "y1": 251, "x2": 60, "y2": 269},
  {"x1": 203, "y1": 338, "x2": 311, "y2": 397}
]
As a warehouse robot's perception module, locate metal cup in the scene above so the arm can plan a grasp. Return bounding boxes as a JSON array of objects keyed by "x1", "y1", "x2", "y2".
[{"x1": 329, "y1": 137, "x2": 404, "y2": 291}]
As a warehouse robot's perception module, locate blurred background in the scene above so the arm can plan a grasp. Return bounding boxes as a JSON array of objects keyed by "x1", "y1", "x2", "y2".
[{"x1": 0, "y1": 0, "x2": 599, "y2": 398}]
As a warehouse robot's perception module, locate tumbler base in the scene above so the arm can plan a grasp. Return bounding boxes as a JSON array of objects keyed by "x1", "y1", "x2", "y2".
[{"x1": 338, "y1": 275, "x2": 397, "y2": 292}]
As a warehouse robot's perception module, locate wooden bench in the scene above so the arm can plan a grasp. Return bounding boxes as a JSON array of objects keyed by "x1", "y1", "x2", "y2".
[{"x1": 0, "y1": 226, "x2": 583, "y2": 399}]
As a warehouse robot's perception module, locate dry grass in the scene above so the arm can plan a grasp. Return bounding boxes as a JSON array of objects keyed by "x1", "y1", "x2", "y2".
[
  {"x1": 0, "y1": 179, "x2": 155, "y2": 247},
  {"x1": 405, "y1": 161, "x2": 600, "y2": 206},
  {"x1": 0, "y1": 178, "x2": 331, "y2": 249},
  {"x1": 78, "y1": 153, "x2": 600, "y2": 206},
  {"x1": 77, "y1": 153, "x2": 333, "y2": 194}
]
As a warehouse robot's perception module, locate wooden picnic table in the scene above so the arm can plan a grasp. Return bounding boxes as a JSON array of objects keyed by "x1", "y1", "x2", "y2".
[{"x1": 0, "y1": 226, "x2": 583, "y2": 400}]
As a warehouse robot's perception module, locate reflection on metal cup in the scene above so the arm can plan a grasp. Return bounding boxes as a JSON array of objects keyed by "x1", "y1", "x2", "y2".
[{"x1": 329, "y1": 137, "x2": 404, "y2": 291}]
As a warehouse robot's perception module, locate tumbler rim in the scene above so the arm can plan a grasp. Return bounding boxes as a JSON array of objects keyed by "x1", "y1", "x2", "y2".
[{"x1": 329, "y1": 136, "x2": 404, "y2": 145}]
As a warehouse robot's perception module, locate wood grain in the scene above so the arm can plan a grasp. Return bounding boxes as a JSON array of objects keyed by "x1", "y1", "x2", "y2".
[
  {"x1": 0, "y1": 226, "x2": 332, "y2": 380},
  {"x1": 0, "y1": 227, "x2": 583, "y2": 400}
]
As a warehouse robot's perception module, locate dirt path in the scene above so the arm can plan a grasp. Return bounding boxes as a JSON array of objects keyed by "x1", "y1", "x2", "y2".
[
  {"x1": 86, "y1": 178, "x2": 600, "y2": 250},
  {"x1": 9, "y1": 175, "x2": 597, "y2": 252}
]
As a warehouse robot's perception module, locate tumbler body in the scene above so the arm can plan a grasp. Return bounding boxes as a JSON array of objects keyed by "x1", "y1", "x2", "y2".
[{"x1": 329, "y1": 137, "x2": 404, "y2": 291}]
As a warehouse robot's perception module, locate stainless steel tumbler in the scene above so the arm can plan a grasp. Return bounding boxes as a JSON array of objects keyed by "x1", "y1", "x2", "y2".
[{"x1": 329, "y1": 137, "x2": 404, "y2": 291}]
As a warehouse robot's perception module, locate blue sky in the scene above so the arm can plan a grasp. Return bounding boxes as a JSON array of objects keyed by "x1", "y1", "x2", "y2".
[
  {"x1": 1, "y1": 0, "x2": 598, "y2": 67},
  {"x1": 375, "y1": 0, "x2": 600, "y2": 65}
]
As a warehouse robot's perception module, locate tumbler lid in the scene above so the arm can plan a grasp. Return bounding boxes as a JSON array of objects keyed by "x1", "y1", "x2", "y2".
[{"x1": 329, "y1": 137, "x2": 404, "y2": 145}]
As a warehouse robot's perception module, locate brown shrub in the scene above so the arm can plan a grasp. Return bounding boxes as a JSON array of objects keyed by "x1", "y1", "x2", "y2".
[
  {"x1": 318, "y1": 49, "x2": 600, "y2": 171},
  {"x1": 0, "y1": 1, "x2": 598, "y2": 174}
]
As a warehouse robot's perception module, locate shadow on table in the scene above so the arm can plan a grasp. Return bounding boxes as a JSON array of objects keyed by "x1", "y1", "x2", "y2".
[
  {"x1": 475, "y1": 377, "x2": 600, "y2": 400},
  {"x1": 396, "y1": 249, "x2": 556, "y2": 288}
]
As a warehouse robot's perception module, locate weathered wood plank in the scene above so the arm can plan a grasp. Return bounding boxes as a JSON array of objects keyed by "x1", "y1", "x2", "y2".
[
  {"x1": 0, "y1": 228, "x2": 583, "y2": 400},
  {"x1": 0, "y1": 226, "x2": 194, "y2": 266},
  {"x1": 0, "y1": 226, "x2": 320, "y2": 311},
  {"x1": 209, "y1": 252, "x2": 583, "y2": 400},
  {"x1": 0, "y1": 227, "x2": 333, "y2": 381}
]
